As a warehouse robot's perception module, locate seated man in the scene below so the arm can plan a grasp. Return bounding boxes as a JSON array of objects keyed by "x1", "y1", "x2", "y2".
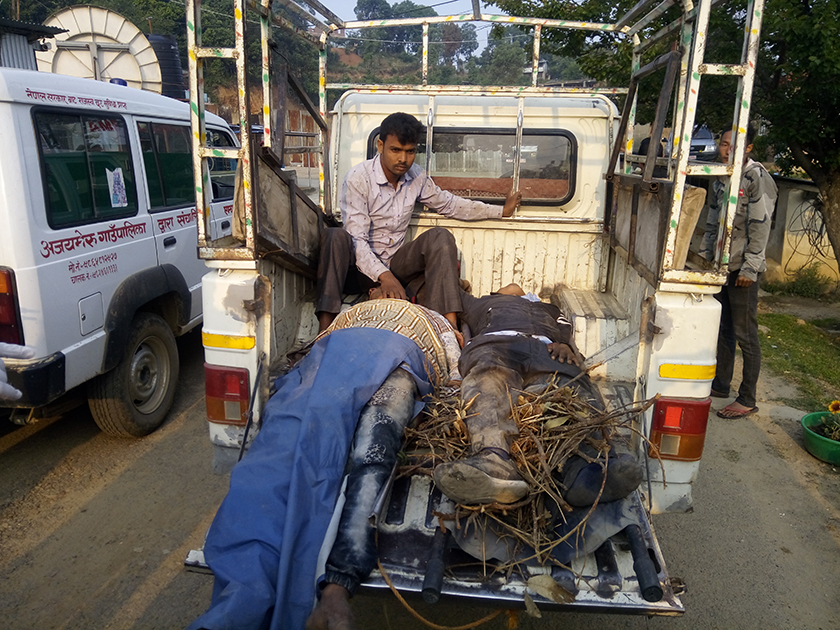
[
  {"x1": 316, "y1": 112, "x2": 521, "y2": 332},
  {"x1": 189, "y1": 294, "x2": 460, "y2": 630},
  {"x1": 434, "y1": 284, "x2": 642, "y2": 507}
]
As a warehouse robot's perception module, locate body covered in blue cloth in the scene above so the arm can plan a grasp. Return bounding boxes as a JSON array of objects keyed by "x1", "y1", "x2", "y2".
[{"x1": 189, "y1": 300, "x2": 460, "y2": 630}]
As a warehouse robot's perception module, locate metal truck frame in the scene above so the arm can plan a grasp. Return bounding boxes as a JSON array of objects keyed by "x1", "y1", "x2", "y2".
[{"x1": 185, "y1": 0, "x2": 765, "y2": 616}]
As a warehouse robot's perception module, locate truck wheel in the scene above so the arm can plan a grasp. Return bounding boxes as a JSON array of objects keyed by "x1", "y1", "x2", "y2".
[{"x1": 88, "y1": 312, "x2": 180, "y2": 437}]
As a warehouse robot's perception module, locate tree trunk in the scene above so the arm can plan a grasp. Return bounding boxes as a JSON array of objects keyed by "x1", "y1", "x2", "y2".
[{"x1": 818, "y1": 171, "x2": 840, "y2": 281}]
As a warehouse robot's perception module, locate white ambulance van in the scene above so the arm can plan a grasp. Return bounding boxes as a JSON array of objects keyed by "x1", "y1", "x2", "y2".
[{"x1": 0, "y1": 68, "x2": 237, "y2": 437}]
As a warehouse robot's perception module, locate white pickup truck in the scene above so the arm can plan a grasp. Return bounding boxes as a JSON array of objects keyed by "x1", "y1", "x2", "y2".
[{"x1": 186, "y1": 0, "x2": 766, "y2": 617}]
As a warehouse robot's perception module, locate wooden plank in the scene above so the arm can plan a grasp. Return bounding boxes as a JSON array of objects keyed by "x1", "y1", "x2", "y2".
[{"x1": 253, "y1": 152, "x2": 321, "y2": 277}]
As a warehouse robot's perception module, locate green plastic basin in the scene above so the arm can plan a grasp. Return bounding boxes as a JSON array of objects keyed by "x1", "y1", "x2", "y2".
[{"x1": 801, "y1": 412, "x2": 840, "y2": 466}]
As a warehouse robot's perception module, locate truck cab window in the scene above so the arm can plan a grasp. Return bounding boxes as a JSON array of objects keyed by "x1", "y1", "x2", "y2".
[
  {"x1": 35, "y1": 111, "x2": 137, "y2": 228},
  {"x1": 431, "y1": 130, "x2": 575, "y2": 204},
  {"x1": 367, "y1": 127, "x2": 575, "y2": 205}
]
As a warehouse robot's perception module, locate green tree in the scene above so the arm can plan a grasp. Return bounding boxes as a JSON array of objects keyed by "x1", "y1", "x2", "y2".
[
  {"x1": 446, "y1": 22, "x2": 479, "y2": 70},
  {"x1": 490, "y1": 0, "x2": 675, "y2": 119},
  {"x1": 463, "y1": 25, "x2": 528, "y2": 86},
  {"x1": 2, "y1": 0, "x2": 320, "y2": 106},
  {"x1": 392, "y1": 1, "x2": 437, "y2": 54},
  {"x1": 755, "y1": 0, "x2": 840, "y2": 276},
  {"x1": 540, "y1": 52, "x2": 586, "y2": 82},
  {"x1": 491, "y1": 0, "x2": 840, "y2": 274},
  {"x1": 353, "y1": 0, "x2": 395, "y2": 56}
]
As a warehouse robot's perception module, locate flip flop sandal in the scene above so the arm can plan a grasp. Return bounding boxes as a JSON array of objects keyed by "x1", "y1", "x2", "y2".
[
  {"x1": 710, "y1": 388, "x2": 730, "y2": 398},
  {"x1": 717, "y1": 405, "x2": 758, "y2": 419}
]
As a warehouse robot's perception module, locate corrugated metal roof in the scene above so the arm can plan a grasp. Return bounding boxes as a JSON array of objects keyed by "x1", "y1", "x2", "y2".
[{"x1": 0, "y1": 17, "x2": 66, "y2": 41}]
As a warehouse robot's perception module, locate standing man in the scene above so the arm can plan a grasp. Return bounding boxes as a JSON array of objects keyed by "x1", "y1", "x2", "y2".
[
  {"x1": 316, "y1": 112, "x2": 521, "y2": 332},
  {"x1": 702, "y1": 127, "x2": 778, "y2": 419}
]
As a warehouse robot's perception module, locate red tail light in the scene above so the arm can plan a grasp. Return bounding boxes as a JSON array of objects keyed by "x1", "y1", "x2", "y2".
[
  {"x1": 205, "y1": 363, "x2": 249, "y2": 425},
  {"x1": 0, "y1": 268, "x2": 24, "y2": 345},
  {"x1": 648, "y1": 397, "x2": 710, "y2": 461}
]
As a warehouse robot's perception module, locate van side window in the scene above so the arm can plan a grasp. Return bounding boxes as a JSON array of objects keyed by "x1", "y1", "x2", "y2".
[
  {"x1": 206, "y1": 129, "x2": 237, "y2": 201},
  {"x1": 138, "y1": 122, "x2": 193, "y2": 210},
  {"x1": 35, "y1": 112, "x2": 137, "y2": 228}
]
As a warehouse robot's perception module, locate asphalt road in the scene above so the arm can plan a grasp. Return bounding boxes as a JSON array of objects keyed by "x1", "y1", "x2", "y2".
[{"x1": 1, "y1": 330, "x2": 838, "y2": 629}]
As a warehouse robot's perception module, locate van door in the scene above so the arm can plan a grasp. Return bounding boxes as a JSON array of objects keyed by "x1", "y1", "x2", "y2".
[
  {"x1": 137, "y1": 120, "x2": 205, "y2": 323},
  {"x1": 31, "y1": 109, "x2": 157, "y2": 390}
]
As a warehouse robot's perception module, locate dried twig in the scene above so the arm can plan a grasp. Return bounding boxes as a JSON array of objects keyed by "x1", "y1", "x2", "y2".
[{"x1": 400, "y1": 377, "x2": 660, "y2": 575}]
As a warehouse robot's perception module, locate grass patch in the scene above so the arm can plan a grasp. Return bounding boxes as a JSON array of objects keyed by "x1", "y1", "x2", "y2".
[
  {"x1": 758, "y1": 313, "x2": 840, "y2": 410},
  {"x1": 762, "y1": 264, "x2": 834, "y2": 299}
]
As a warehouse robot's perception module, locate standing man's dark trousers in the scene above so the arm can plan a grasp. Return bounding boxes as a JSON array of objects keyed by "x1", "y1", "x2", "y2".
[
  {"x1": 712, "y1": 270, "x2": 762, "y2": 409},
  {"x1": 315, "y1": 226, "x2": 462, "y2": 317}
]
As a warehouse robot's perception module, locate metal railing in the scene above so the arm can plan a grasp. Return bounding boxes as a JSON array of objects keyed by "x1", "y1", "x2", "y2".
[{"x1": 185, "y1": 0, "x2": 764, "y2": 285}]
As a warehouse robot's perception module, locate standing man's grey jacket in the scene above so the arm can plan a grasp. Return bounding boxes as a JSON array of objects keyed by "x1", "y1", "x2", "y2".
[{"x1": 701, "y1": 159, "x2": 778, "y2": 280}]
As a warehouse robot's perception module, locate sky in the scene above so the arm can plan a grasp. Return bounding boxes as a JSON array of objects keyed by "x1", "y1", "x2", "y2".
[
  {"x1": 320, "y1": 0, "x2": 494, "y2": 51},
  {"x1": 324, "y1": 0, "x2": 491, "y2": 23}
]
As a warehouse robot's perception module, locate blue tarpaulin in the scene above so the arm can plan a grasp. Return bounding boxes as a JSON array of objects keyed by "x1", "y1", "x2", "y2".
[{"x1": 189, "y1": 328, "x2": 432, "y2": 630}]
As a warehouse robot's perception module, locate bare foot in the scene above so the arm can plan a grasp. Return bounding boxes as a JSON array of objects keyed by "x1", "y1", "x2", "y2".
[{"x1": 305, "y1": 584, "x2": 356, "y2": 630}]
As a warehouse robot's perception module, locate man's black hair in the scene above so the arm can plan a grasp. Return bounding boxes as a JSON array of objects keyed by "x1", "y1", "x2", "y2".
[
  {"x1": 746, "y1": 123, "x2": 757, "y2": 146},
  {"x1": 379, "y1": 112, "x2": 424, "y2": 146},
  {"x1": 634, "y1": 136, "x2": 664, "y2": 157}
]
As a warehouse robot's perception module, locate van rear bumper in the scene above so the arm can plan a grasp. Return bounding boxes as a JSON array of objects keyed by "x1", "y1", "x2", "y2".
[{"x1": 3, "y1": 352, "x2": 66, "y2": 408}]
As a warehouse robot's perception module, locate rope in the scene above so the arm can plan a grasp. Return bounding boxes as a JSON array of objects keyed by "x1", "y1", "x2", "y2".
[{"x1": 376, "y1": 559, "x2": 503, "y2": 630}]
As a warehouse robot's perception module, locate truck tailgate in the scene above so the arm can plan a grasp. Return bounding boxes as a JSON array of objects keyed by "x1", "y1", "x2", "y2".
[{"x1": 363, "y1": 474, "x2": 683, "y2": 615}]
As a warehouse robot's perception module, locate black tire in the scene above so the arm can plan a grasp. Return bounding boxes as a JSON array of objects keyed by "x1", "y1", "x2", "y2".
[{"x1": 88, "y1": 312, "x2": 180, "y2": 437}]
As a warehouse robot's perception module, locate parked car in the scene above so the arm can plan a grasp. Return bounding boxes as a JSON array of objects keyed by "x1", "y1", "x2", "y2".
[
  {"x1": 665, "y1": 123, "x2": 718, "y2": 161},
  {"x1": 0, "y1": 68, "x2": 237, "y2": 437},
  {"x1": 689, "y1": 124, "x2": 718, "y2": 161}
]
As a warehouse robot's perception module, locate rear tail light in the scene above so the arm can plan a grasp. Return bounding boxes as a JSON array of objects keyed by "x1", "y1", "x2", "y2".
[
  {"x1": 648, "y1": 396, "x2": 711, "y2": 461},
  {"x1": 0, "y1": 268, "x2": 24, "y2": 345},
  {"x1": 205, "y1": 363, "x2": 249, "y2": 425}
]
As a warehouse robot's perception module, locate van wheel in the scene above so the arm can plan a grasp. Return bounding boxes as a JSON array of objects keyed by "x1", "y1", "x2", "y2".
[{"x1": 88, "y1": 313, "x2": 179, "y2": 437}]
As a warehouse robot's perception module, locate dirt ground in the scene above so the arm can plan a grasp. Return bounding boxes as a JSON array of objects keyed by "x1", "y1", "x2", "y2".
[
  {"x1": 0, "y1": 301, "x2": 839, "y2": 629},
  {"x1": 758, "y1": 291, "x2": 840, "y2": 322}
]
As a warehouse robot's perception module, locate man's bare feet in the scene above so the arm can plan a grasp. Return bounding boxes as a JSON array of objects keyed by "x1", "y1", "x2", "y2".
[{"x1": 305, "y1": 584, "x2": 356, "y2": 630}]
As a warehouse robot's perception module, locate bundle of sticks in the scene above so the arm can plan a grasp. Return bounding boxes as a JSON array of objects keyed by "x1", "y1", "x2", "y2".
[{"x1": 400, "y1": 378, "x2": 659, "y2": 569}]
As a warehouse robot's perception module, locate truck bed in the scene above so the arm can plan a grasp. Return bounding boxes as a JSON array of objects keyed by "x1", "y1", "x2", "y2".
[
  {"x1": 186, "y1": 381, "x2": 684, "y2": 617},
  {"x1": 360, "y1": 380, "x2": 683, "y2": 615}
]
